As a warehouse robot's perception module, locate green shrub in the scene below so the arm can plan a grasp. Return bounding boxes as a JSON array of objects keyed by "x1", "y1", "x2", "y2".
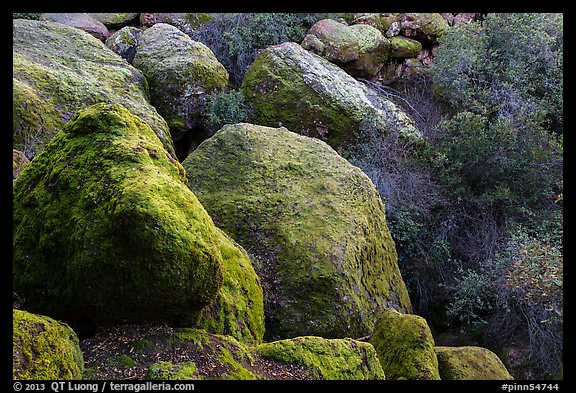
[
  {"x1": 13, "y1": 13, "x2": 41, "y2": 20},
  {"x1": 430, "y1": 13, "x2": 563, "y2": 132},
  {"x1": 205, "y1": 90, "x2": 251, "y2": 134}
]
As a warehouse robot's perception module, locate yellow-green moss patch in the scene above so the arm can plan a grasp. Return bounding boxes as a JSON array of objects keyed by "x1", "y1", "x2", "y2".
[
  {"x1": 369, "y1": 308, "x2": 440, "y2": 380},
  {"x1": 435, "y1": 346, "x2": 513, "y2": 380},
  {"x1": 13, "y1": 309, "x2": 84, "y2": 380},
  {"x1": 257, "y1": 336, "x2": 385, "y2": 380},
  {"x1": 13, "y1": 103, "x2": 224, "y2": 328}
]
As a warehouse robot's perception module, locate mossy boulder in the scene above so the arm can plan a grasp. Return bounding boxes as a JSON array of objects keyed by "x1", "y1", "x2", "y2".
[
  {"x1": 258, "y1": 336, "x2": 385, "y2": 380},
  {"x1": 369, "y1": 309, "x2": 440, "y2": 380},
  {"x1": 435, "y1": 346, "x2": 514, "y2": 380},
  {"x1": 399, "y1": 13, "x2": 449, "y2": 44},
  {"x1": 196, "y1": 228, "x2": 265, "y2": 344},
  {"x1": 240, "y1": 42, "x2": 421, "y2": 151},
  {"x1": 145, "y1": 13, "x2": 215, "y2": 36},
  {"x1": 301, "y1": 18, "x2": 390, "y2": 79},
  {"x1": 13, "y1": 103, "x2": 226, "y2": 329},
  {"x1": 388, "y1": 36, "x2": 423, "y2": 59},
  {"x1": 13, "y1": 19, "x2": 174, "y2": 160},
  {"x1": 13, "y1": 149, "x2": 30, "y2": 182},
  {"x1": 13, "y1": 309, "x2": 84, "y2": 380},
  {"x1": 352, "y1": 13, "x2": 398, "y2": 34},
  {"x1": 39, "y1": 13, "x2": 109, "y2": 41},
  {"x1": 105, "y1": 26, "x2": 143, "y2": 63},
  {"x1": 88, "y1": 13, "x2": 140, "y2": 29},
  {"x1": 183, "y1": 123, "x2": 411, "y2": 340},
  {"x1": 132, "y1": 23, "x2": 228, "y2": 146}
]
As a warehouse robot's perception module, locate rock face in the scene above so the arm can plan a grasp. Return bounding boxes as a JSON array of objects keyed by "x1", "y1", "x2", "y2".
[
  {"x1": 39, "y1": 13, "x2": 110, "y2": 41},
  {"x1": 105, "y1": 26, "x2": 142, "y2": 63},
  {"x1": 81, "y1": 325, "x2": 384, "y2": 380},
  {"x1": 369, "y1": 309, "x2": 440, "y2": 380},
  {"x1": 435, "y1": 346, "x2": 514, "y2": 380},
  {"x1": 388, "y1": 36, "x2": 422, "y2": 59},
  {"x1": 196, "y1": 229, "x2": 265, "y2": 345},
  {"x1": 13, "y1": 19, "x2": 174, "y2": 160},
  {"x1": 132, "y1": 23, "x2": 229, "y2": 159},
  {"x1": 240, "y1": 42, "x2": 421, "y2": 151},
  {"x1": 12, "y1": 103, "x2": 227, "y2": 329},
  {"x1": 301, "y1": 18, "x2": 390, "y2": 79},
  {"x1": 12, "y1": 149, "x2": 29, "y2": 182},
  {"x1": 183, "y1": 123, "x2": 411, "y2": 340},
  {"x1": 13, "y1": 309, "x2": 84, "y2": 380}
]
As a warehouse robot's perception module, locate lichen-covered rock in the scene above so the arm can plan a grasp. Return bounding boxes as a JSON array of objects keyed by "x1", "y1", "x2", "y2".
[
  {"x1": 196, "y1": 228, "x2": 265, "y2": 345},
  {"x1": 301, "y1": 18, "x2": 390, "y2": 79},
  {"x1": 369, "y1": 309, "x2": 440, "y2": 380},
  {"x1": 39, "y1": 13, "x2": 110, "y2": 41},
  {"x1": 13, "y1": 19, "x2": 175, "y2": 160},
  {"x1": 105, "y1": 26, "x2": 143, "y2": 63},
  {"x1": 132, "y1": 23, "x2": 228, "y2": 148},
  {"x1": 183, "y1": 123, "x2": 411, "y2": 340},
  {"x1": 240, "y1": 42, "x2": 421, "y2": 151},
  {"x1": 13, "y1": 103, "x2": 225, "y2": 328},
  {"x1": 144, "y1": 13, "x2": 214, "y2": 36},
  {"x1": 258, "y1": 336, "x2": 385, "y2": 380},
  {"x1": 399, "y1": 13, "x2": 449, "y2": 44},
  {"x1": 352, "y1": 13, "x2": 398, "y2": 34},
  {"x1": 88, "y1": 13, "x2": 140, "y2": 29},
  {"x1": 13, "y1": 149, "x2": 30, "y2": 182},
  {"x1": 435, "y1": 346, "x2": 514, "y2": 380},
  {"x1": 388, "y1": 36, "x2": 423, "y2": 59},
  {"x1": 13, "y1": 309, "x2": 84, "y2": 380}
]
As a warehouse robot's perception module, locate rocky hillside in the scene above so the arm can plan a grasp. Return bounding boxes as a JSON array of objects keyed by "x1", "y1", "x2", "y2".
[{"x1": 13, "y1": 12, "x2": 522, "y2": 381}]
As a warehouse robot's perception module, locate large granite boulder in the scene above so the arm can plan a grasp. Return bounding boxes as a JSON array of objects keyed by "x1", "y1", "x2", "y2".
[
  {"x1": 240, "y1": 42, "x2": 421, "y2": 151},
  {"x1": 13, "y1": 309, "x2": 84, "y2": 380},
  {"x1": 301, "y1": 18, "x2": 390, "y2": 79},
  {"x1": 13, "y1": 103, "x2": 227, "y2": 329},
  {"x1": 183, "y1": 123, "x2": 412, "y2": 340},
  {"x1": 132, "y1": 23, "x2": 229, "y2": 160},
  {"x1": 13, "y1": 19, "x2": 174, "y2": 160}
]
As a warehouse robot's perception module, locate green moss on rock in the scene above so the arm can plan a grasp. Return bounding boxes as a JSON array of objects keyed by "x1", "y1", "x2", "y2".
[
  {"x1": 369, "y1": 308, "x2": 440, "y2": 380},
  {"x1": 13, "y1": 19, "x2": 174, "y2": 160},
  {"x1": 147, "y1": 361, "x2": 199, "y2": 380},
  {"x1": 13, "y1": 103, "x2": 225, "y2": 328},
  {"x1": 388, "y1": 36, "x2": 422, "y2": 59},
  {"x1": 183, "y1": 123, "x2": 411, "y2": 340},
  {"x1": 196, "y1": 228, "x2": 265, "y2": 344},
  {"x1": 13, "y1": 149, "x2": 30, "y2": 182},
  {"x1": 258, "y1": 336, "x2": 385, "y2": 380},
  {"x1": 435, "y1": 346, "x2": 514, "y2": 380},
  {"x1": 13, "y1": 309, "x2": 84, "y2": 380},
  {"x1": 240, "y1": 42, "x2": 421, "y2": 151}
]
